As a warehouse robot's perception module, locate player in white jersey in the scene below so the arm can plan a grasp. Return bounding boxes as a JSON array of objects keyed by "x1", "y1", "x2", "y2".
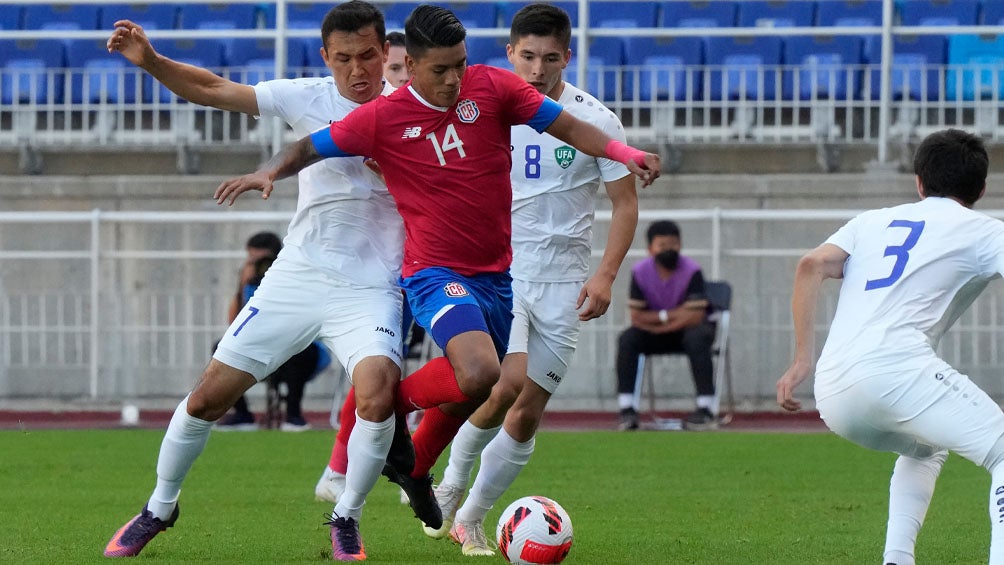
[
  {"x1": 103, "y1": 3, "x2": 403, "y2": 560},
  {"x1": 776, "y1": 129, "x2": 1004, "y2": 565},
  {"x1": 425, "y1": 4, "x2": 639, "y2": 555}
]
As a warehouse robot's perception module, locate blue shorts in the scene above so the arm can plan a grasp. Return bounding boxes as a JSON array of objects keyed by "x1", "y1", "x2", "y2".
[{"x1": 400, "y1": 267, "x2": 513, "y2": 360}]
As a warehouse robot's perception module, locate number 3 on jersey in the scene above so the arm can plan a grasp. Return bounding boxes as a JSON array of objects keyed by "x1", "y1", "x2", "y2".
[
  {"x1": 865, "y1": 220, "x2": 925, "y2": 291},
  {"x1": 427, "y1": 124, "x2": 466, "y2": 166}
]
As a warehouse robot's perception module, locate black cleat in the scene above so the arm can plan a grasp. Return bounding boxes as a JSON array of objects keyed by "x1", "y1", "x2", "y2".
[
  {"x1": 386, "y1": 415, "x2": 416, "y2": 476},
  {"x1": 382, "y1": 464, "x2": 443, "y2": 530}
]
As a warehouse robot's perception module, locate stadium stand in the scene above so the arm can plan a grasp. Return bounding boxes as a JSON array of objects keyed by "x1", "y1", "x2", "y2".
[
  {"x1": 946, "y1": 34, "x2": 1004, "y2": 101},
  {"x1": 782, "y1": 35, "x2": 863, "y2": 100},
  {"x1": 705, "y1": 35, "x2": 783, "y2": 101},
  {"x1": 225, "y1": 38, "x2": 305, "y2": 83},
  {"x1": 0, "y1": 38, "x2": 65, "y2": 104},
  {"x1": 736, "y1": 0, "x2": 816, "y2": 28},
  {"x1": 176, "y1": 3, "x2": 258, "y2": 29},
  {"x1": 501, "y1": 1, "x2": 579, "y2": 26},
  {"x1": 984, "y1": 0, "x2": 1004, "y2": 25},
  {"x1": 384, "y1": 2, "x2": 497, "y2": 29},
  {"x1": 466, "y1": 35, "x2": 508, "y2": 66},
  {"x1": 67, "y1": 38, "x2": 139, "y2": 104},
  {"x1": 660, "y1": 0, "x2": 737, "y2": 28},
  {"x1": 22, "y1": 4, "x2": 100, "y2": 30},
  {"x1": 567, "y1": 35, "x2": 624, "y2": 101},
  {"x1": 865, "y1": 34, "x2": 946, "y2": 100},
  {"x1": 816, "y1": 0, "x2": 882, "y2": 26},
  {"x1": 98, "y1": 4, "x2": 179, "y2": 31},
  {"x1": 589, "y1": 1, "x2": 658, "y2": 28},
  {"x1": 899, "y1": 0, "x2": 980, "y2": 26},
  {"x1": 623, "y1": 36, "x2": 703, "y2": 101}
]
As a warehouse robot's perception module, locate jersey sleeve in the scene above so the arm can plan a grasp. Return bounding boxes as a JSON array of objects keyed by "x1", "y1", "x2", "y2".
[
  {"x1": 313, "y1": 101, "x2": 378, "y2": 159},
  {"x1": 824, "y1": 213, "x2": 864, "y2": 255},
  {"x1": 981, "y1": 219, "x2": 1004, "y2": 276},
  {"x1": 491, "y1": 67, "x2": 562, "y2": 131},
  {"x1": 253, "y1": 79, "x2": 301, "y2": 123}
]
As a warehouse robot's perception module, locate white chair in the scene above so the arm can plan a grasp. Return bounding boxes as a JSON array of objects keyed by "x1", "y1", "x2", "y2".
[{"x1": 634, "y1": 280, "x2": 735, "y2": 430}]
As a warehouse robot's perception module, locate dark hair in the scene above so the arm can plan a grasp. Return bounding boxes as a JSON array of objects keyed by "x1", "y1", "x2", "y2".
[
  {"x1": 404, "y1": 4, "x2": 466, "y2": 58},
  {"x1": 246, "y1": 231, "x2": 283, "y2": 256},
  {"x1": 321, "y1": 1, "x2": 386, "y2": 47},
  {"x1": 510, "y1": 3, "x2": 572, "y2": 50},
  {"x1": 387, "y1": 30, "x2": 406, "y2": 48},
  {"x1": 646, "y1": 220, "x2": 680, "y2": 245},
  {"x1": 249, "y1": 255, "x2": 276, "y2": 286},
  {"x1": 913, "y1": 129, "x2": 988, "y2": 205}
]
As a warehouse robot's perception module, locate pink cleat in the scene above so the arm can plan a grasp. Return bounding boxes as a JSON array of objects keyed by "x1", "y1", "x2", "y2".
[{"x1": 104, "y1": 504, "x2": 179, "y2": 557}]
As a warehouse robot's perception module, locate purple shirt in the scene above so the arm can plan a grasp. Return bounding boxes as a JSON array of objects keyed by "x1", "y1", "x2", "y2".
[{"x1": 629, "y1": 255, "x2": 705, "y2": 311}]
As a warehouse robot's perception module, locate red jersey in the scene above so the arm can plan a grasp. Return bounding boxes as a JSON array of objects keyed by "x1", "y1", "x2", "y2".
[{"x1": 315, "y1": 65, "x2": 562, "y2": 277}]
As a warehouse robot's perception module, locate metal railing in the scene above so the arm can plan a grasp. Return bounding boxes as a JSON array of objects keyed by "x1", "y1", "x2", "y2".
[{"x1": 5, "y1": 208, "x2": 1004, "y2": 408}]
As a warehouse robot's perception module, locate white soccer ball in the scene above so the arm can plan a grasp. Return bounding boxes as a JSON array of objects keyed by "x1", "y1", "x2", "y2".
[{"x1": 496, "y1": 495, "x2": 573, "y2": 565}]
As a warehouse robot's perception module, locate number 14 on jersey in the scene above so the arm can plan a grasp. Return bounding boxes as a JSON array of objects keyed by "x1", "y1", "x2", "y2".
[{"x1": 427, "y1": 124, "x2": 466, "y2": 166}]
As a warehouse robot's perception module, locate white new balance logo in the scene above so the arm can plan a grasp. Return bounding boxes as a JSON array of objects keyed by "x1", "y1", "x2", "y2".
[{"x1": 402, "y1": 126, "x2": 422, "y2": 138}]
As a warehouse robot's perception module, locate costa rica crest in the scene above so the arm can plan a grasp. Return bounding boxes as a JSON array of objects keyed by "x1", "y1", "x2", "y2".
[
  {"x1": 456, "y1": 99, "x2": 479, "y2": 123},
  {"x1": 444, "y1": 281, "x2": 469, "y2": 297},
  {"x1": 555, "y1": 145, "x2": 576, "y2": 169}
]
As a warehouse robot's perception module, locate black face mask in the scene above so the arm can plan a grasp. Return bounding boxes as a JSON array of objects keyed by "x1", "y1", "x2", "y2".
[{"x1": 655, "y1": 250, "x2": 680, "y2": 270}]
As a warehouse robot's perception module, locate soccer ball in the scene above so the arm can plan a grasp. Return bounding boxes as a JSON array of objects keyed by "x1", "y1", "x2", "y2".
[{"x1": 496, "y1": 495, "x2": 573, "y2": 565}]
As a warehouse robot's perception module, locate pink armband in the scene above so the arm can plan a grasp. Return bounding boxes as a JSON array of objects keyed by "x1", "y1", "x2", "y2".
[{"x1": 604, "y1": 139, "x2": 647, "y2": 167}]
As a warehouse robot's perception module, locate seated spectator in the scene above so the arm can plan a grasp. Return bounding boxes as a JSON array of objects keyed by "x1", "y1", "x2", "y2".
[{"x1": 616, "y1": 220, "x2": 716, "y2": 431}]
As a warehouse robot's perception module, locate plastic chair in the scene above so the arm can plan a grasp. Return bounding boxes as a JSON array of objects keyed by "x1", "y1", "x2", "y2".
[
  {"x1": 737, "y1": 0, "x2": 816, "y2": 28},
  {"x1": 661, "y1": 1, "x2": 737, "y2": 27},
  {"x1": 635, "y1": 280, "x2": 735, "y2": 430}
]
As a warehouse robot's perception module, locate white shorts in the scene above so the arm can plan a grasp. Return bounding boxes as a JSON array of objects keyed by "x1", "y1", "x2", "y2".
[
  {"x1": 507, "y1": 279, "x2": 581, "y2": 394},
  {"x1": 816, "y1": 363, "x2": 1004, "y2": 467},
  {"x1": 214, "y1": 249, "x2": 403, "y2": 381}
]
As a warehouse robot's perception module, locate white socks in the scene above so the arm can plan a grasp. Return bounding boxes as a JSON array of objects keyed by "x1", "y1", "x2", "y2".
[
  {"x1": 883, "y1": 451, "x2": 947, "y2": 565},
  {"x1": 617, "y1": 393, "x2": 635, "y2": 411},
  {"x1": 334, "y1": 412, "x2": 394, "y2": 519},
  {"x1": 442, "y1": 421, "x2": 501, "y2": 489},
  {"x1": 148, "y1": 394, "x2": 214, "y2": 520},
  {"x1": 455, "y1": 429, "x2": 535, "y2": 524}
]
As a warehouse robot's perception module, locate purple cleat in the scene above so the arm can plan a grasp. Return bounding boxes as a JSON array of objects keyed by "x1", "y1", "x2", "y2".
[
  {"x1": 326, "y1": 514, "x2": 366, "y2": 561},
  {"x1": 104, "y1": 504, "x2": 179, "y2": 557}
]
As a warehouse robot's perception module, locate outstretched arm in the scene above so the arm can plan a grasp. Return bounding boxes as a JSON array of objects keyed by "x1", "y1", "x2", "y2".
[
  {"x1": 776, "y1": 243, "x2": 848, "y2": 412},
  {"x1": 107, "y1": 19, "x2": 258, "y2": 114},
  {"x1": 577, "y1": 174, "x2": 638, "y2": 321},
  {"x1": 214, "y1": 136, "x2": 324, "y2": 205},
  {"x1": 544, "y1": 111, "x2": 661, "y2": 187}
]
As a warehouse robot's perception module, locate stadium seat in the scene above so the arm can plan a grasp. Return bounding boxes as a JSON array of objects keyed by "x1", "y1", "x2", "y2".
[
  {"x1": 946, "y1": 34, "x2": 1004, "y2": 100},
  {"x1": 660, "y1": 1, "x2": 737, "y2": 27},
  {"x1": 816, "y1": 0, "x2": 882, "y2": 26},
  {"x1": 865, "y1": 34, "x2": 945, "y2": 100},
  {"x1": 67, "y1": 38, "x2": 141, "y2": 104},
  {"x1": 637, "y1": 280, "x2": 734, "y2": 429},
  {"x1": 177, "y1": 4, "x2": 258, "y2": 29},
  {"x1": 783, "y1": 36, "x2": 864, "y2": 99},
  {"x1": 226, "y1": 38, "x2": 305, "y2": 83},
  {"x1": 292, "y1": 37, "x2": 325, "y2": 72},
  {"x1": 0, "y1": 39, "x2": 65, "y2": 104},
  {"x1": 1, "y1": 6, "x2": 22, "y2": 29},
  {"x1": 260, "y1": 2, "x2": 330, "y2": 29},
  {"x1": 565, "y1": 36, "x2": 624, "y2": 100},
  {"x1": 467, "y1": 36, "x2": 508, "y2": 66},
  {"x1": 22, "y1": 4, "x2": 100, "y2": 30},
  {"x1": 589, "y1": 1, "x2": 658, "y2": 28},
  {"x1": 384, "y1": 2, "x2": 498, "y2": 29},
  {"x1": 99, "y1": 4, "x2": 178, "y2": 31},
  {"x1": 705, "y1": 36, "x2": 783, "y2": 100},
  {"x1": 737, "y1": 1, "x2": 815, "y2": 28},
  {"x1": 623, "y1": 36, "x2": 703, "y2": 100},
  {"x1": 145, "y1": 39, "x2": 225, "y2": 102},
  {"x1": 983, "y1": 0, "x2": 1004, "y2": 25},
  {"x1": 501, "y1": 2, "x2": 579, "y2": 27},
  {"x1": 899, "y1": 0, "x2": 979, "y2": 26},
  {"x1": 484, "y1": 55, "x2": 514, "y2": 72}
]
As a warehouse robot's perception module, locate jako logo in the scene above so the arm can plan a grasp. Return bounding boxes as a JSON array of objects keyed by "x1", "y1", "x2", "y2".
[
  {"x1": 444, "y1": 282, "x2": 469, "y2": 297},
  {"x1": 546, "y1": 371, "x2": 561, "y2": 383},
  {"x1": 375, "y1": 326, "x2": 396, "y2": 337}
]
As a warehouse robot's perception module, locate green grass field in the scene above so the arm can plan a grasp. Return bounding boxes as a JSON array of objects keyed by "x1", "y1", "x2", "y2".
[{"x1": 0, "y1": 429, "x2": 992, "y2": 564}]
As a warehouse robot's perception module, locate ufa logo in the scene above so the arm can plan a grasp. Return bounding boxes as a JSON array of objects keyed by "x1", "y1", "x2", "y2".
[
  {"x1": 444, "y1": 282, "x2": 469, "y2": 297},
  {"x1": 554, "y1": 145, "x2": 576, "y2": 169},
  {"x1": 456, "y1": 99, "x2": 479, "y2": 123}
]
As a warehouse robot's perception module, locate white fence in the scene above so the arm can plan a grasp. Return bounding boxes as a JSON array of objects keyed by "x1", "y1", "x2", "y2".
[{"x1": 5, "y1": 208, "x2": 1004, "y2": 410}]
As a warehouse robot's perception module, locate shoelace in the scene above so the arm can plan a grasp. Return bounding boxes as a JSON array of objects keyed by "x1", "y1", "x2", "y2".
[
  {"x1": 324, "y1": 513, "x2": 362, "y2": 554},
  {"x1": 466, "y1": 521, "x2": 495, "y2": 550},
  {"x1": 120, "y1": 513, "x2": 165, "y2": 544}
]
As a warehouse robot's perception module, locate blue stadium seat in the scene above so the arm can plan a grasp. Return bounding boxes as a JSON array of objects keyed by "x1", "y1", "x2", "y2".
[
  {"x1": 589, "y1": 2, "x2": 658, "y2": 28},
  {"x1": 865, "y1": 34, "x2": 945, "y2": 100},
  {"x1": 177, "y1": 4, "x2": 257, "y2": 29},
  {"x1": 22, "y1": 4, "x2": 101, "y2": 30},
  {"x1": 984, "y1": 0, "x2": 1004, "y2": 25},
  {"x1": 737, "y1": 1, "x2": 815, "y2": 28},
  {"x1": 1, "y1": 6, "x2": 22, "y2": 29},
  {"x1": 226, "y1": 38, "x2": 305, "y2": 83},
  {"x1": 292, "y1": 37, "x2": 325, "y2": 72},
  {"x1": 623, "y1": 36, "x2": 703, "y2": 100},
  {"x1": 384, "y1": 3, "x2": 498, "y2": 29},
  {"x1": 867, "y1": 33, "x2": 943, "y2": 99},
  {"x1": 899, "y1": 0, "x2": 979, "y2": 25},
  {"x1": 661, "y1": 1, "x2": 737, "y2": 27},
  {"x1": 705, "y1": 36, "x2": 783, "y2": 100},
  {"x1": 946, "y1": 34, "x2": 1004, "y2": 100},
  {"x1": 501, "y1": 2, "x2": 579, "y2": 27},
  {"x1": 783, "y1": 36, "x2": 863, "y2": 99},
  {"x1": 260, "y1": 2, "x2": 330, "y2": 29},
  {"x1": 0, "y1": 39, "x2": 66, "y2": 104},
  {"x1": 484, "y1": 56, "x2": 514, "y2": 72},
  {"x1": 816, "y1": 0, "x2": 883, "y2": 26},
  {"x1": 99, "y1": 4, "x2": 178, "y2": 30},
  {"x1": 467, "y1": 36, "x2": 508, "y2": 66},
  {"x1": 145, "y1": 39, "x2": 225, "y2": 102},
  {"x1": 66, "y1": 38, "x2": 140, "y2": 104},
  {"x1": 566, "y1": 36, "x2": 624, "y2": 100}
]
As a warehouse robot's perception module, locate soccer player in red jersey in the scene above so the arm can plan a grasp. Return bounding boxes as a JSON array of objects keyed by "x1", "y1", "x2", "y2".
[{"x1": 216, "y1": 3, "x2": 660, "y2": 538}]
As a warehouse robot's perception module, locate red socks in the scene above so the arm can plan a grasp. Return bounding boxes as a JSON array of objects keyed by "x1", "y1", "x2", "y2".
[
  {"x1": 410, "y1": 406, "x2": 467, "y2": 478},
  {"x1": 395, "y1": 356, "x2": 469, "y2": 414},
  {"x1": 327, "y1": 388, "x2": 356, "y2": 475}
]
